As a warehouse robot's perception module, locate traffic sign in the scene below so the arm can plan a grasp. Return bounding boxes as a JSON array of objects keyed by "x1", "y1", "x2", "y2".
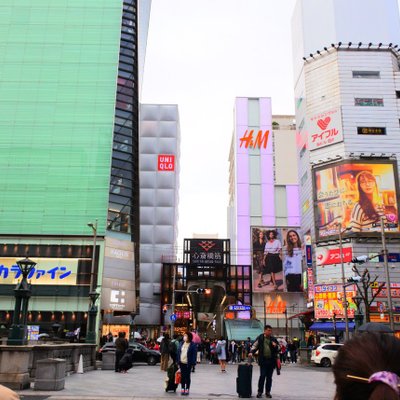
[{"x1": 170, "y1": 314, "x2": 177, "y2": 322}]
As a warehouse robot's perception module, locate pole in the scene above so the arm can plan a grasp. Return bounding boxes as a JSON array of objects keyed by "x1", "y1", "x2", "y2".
[
  {"x1": 89, "y1": 219, "x2": 98, "y2": 293},
  {"x1": 380, "y1": 217, "x2": 395, "y2": 331},
  {"x1": 170, "y1": 264, "x2": 177, "y2": 337},
  {"x1": 264, "y1": 300, "x2": 266, "y2": 326},
  {"x1": 285, "y1": 309, "x2": 288, "y2": 339},
  {"x1": 338, "y1": 223, "x2": 350, "y2": 341}
]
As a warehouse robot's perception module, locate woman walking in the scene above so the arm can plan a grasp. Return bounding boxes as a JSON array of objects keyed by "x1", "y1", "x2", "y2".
[
  {"x1": 177, "y1": 331, "x2": 197, "y2": 396},
  {"x1": 216, "y1": 336, "x2": 227, "y2": 372}
]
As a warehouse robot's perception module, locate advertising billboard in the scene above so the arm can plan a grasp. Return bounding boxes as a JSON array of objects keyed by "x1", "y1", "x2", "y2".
[
  {"x1": 251, "y1": 227, "x2": 303, "y2": 293},
  {"x1": 308, "y1": 107, "x2": 343, "y2": 151},
  {"x1": 314, "y1": 284, "x2": 357, "y2": 319},
  {"x1": 314, "y1": 160, "x2": 399, "y2": 240},
  {"x1": 316, "y1": 244, "x2": 353, "y2": 266}
]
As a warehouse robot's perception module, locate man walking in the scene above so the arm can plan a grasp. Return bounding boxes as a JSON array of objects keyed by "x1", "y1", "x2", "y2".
[{"x1": 249, "y1": 325, "x2": 279, "y2": 399}]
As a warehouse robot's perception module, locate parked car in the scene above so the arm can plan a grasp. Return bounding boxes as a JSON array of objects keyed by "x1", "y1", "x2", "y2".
[
  {"x1": 311, "y1": 343, "x2": 343, "y2": 367},
  {"x1": 98, "y1": 342, "x2": 161, "y2": 365}
]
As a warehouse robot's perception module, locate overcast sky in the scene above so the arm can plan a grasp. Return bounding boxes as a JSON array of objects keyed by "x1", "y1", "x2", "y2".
[{"x1": 141, "y1": 0, "x2": 300, "y2": 249}]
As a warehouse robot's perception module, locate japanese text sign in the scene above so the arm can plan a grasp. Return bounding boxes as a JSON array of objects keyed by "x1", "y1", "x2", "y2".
[
  {"x1": 316, "y1": 245, "x2": 353, "y2": 266},
  {"x1": 308, "y1": 107, "x2": 343, "y2": 151}
]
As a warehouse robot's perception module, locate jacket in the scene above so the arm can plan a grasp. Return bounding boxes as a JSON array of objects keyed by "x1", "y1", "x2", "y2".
[
  {"x1": 250, "y1": 334, "x2": 279, "y2": 365},
  {"x1": 177, "y1": 341, "x2": 197, "y2": 366}
]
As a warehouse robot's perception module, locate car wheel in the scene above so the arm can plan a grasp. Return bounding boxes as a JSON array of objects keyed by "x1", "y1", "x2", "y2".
[
  {"x1": 147, "y1": 356, "x2": 157, "y2": 366},
  {"x1": 320, "y1": 357, "x2": 331, "y2": 368}
]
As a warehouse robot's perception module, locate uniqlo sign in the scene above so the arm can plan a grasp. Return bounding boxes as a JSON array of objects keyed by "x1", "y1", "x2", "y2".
[{"x1": 158, "y1": 155, "x2": 175, "y2": 171}]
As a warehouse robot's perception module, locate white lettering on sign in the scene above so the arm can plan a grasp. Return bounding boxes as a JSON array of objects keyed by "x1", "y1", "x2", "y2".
[{"x1": 158, "y1": 154, "x2": 175, "y2": 171}]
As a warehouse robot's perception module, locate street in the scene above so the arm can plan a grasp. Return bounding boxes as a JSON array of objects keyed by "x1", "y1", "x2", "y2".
[{"x1": 18, "y1": 361, "x2": 336, "y2": 400}]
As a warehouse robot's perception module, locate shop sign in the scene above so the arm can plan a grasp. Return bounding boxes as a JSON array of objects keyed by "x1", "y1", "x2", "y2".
[
  {"x1": 239, "y1": 130, "x2": 269, "y2": 149},
  {"x1": 314, "y1": 284, "x2": 356, "y2": 319},
  {"x1": 316, "y1": 245, "x2": 353, "y2": 266},
  {"x1": 0, "y1": 257, "x2": 77, "y2": 285},
  {"x1": 158, "y1": 154, "x2": 175, "y2": 171}
]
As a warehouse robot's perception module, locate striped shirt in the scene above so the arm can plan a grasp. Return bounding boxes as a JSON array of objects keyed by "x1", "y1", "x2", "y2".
[{"x1": 350, "y1": 203, "x2": 384, "y2": 232}]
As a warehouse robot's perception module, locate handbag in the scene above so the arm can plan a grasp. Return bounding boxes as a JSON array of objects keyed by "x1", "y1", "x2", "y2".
[
  {"x1": 175, "y1": 369, "x2": 181, "y2": 385},
  {"x1": 276, "y1": 358, "x2": 281, "y2": 375}
]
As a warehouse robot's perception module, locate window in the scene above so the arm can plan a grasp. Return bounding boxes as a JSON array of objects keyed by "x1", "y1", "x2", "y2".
[
  {"x1": 354, "y1": 98, "x2": 384, "y2": 107},
  {"x1": 300, "y1": 145, "x2": 307, "y2": 158},
  {"x1": 352, "y1": 71, "x2": 380, "y2": 79},
  {"x1": 301, "y1": 171, "x2": 308, "y2": 185},
  {"x1": 396, "y1": 91, "x2": 400, "y2": 99},
  {"x1": 357, "y1": 127, "x2": 386, "y2": 135}
]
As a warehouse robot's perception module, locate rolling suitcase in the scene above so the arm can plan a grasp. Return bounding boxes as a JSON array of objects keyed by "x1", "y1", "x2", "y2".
[{"x1": 236, "y1": 362, "x2": 253, "y2": 398}]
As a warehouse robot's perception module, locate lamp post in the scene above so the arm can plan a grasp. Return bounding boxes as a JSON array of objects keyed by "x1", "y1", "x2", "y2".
[
  {"x1": 337, "y1": 222, "x2": 350, "y2": 341},
  {"x1": 86, "y1": 219, "x2": 99, "y2": 344},
  {"x1": 380, "y1": 216, "x2": 395, "y2": 331},
  {"x1": 7, "y1": 257, "x2": 37, "y2": 345}
]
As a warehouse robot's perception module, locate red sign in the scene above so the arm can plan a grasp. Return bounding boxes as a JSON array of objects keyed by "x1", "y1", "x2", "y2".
[
  {"x1": 316, "y1": 246, "x2": 353, "y2": 266},
  {"x1": 373, "y1": 283, "x2": 400, "y2": 299},
  {"x1": 239, "y1": 130, "x2": 269, "y2": 149},
  {"x1": 307, "y1": 268, "x2": 314, "y2": 301},
  {"x1": 158, "y1": 155, "x2": 175, "y2": 171}
]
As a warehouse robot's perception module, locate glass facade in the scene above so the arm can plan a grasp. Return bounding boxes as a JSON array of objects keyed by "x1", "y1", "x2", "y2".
[{"x1": 0, "y1": 1, "x2": 123, "y2": 235}]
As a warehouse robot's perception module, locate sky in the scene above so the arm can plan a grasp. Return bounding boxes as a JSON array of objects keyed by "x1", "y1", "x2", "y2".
[{"x1": 141, "y1": 0, "x2": 298, "y2": 248}]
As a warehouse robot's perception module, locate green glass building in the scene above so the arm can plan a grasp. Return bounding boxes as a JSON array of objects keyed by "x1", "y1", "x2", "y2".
[{"x1": 0, "y1": 0, "x2": 142, "y2": 340}]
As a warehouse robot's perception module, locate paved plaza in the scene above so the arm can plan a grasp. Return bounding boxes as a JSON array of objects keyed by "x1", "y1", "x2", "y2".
[{"x1": 17, "y1": 361, "x2": 336, "y2": 400}]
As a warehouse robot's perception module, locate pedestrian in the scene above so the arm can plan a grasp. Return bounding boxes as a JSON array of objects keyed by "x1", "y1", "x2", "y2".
[
  {"x1": 169, "y1": 334, "x2": 179, "y2": 364},
  {"x1": 119, "y1": 347, "x2": 134, "y2": 373},
  {"x1": 0, "y1": 384, "x2": 19, "y2": 400},
  {"x1": 177, "y1": 331, "x2": 197, "y2": 396},
  {"x1": 288, "y1": 340, "x2": 297, "y2": 363},
  {"x1": 160, "y1": 333, "x2": 171, "y2": 371},
  {"x1": 229, "y1": 340, "x2": 238, "y2": 364},
  {"x1": 333, "y1": 332, "x2": 400, "y2": 400},
  {"x1": 115, "y1": 331, "x2": 128, "y2": 373},
  {"x1": 237, "y1": 341, "x2": 243, "y2": 362},
  {"x1": 216, "y1": 336, "x2": 227, "y2": 372},
  {"x1": 249, "y1": 325, "x2": 280, "y2": 399}
]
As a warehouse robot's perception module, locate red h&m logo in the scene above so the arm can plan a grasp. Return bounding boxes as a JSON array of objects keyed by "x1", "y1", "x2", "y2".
[
  {"x1": 158, "y1": 155, "x2": 175, "y2": 171},
  {"x1": 239, "y1": 130, "x2": 269, "y2": 149}
]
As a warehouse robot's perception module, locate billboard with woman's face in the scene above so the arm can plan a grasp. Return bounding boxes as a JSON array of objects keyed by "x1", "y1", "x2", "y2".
[
  {"x1": 313, "y1": 160, "x2": 400, "y2": 240},
  {"x1": 251, "y1": 226, "x2": 304, "y2": 293}
]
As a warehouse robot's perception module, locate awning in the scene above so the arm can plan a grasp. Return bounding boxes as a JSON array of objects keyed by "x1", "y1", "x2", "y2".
[
  {"x1": 309, "y1": 321, "x2": 355, "y2": 332},
  {"x1": 288, "y1": 310, "x2": 313, "y2": 320}
]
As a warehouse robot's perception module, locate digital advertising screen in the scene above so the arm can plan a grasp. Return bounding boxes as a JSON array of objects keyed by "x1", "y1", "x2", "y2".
[
  {"x1": 314, "y1": 160, "x2": 400, "y2": 240},
  {"x1": 251, "y1": 226, "x2": 304, "y2": 293}
]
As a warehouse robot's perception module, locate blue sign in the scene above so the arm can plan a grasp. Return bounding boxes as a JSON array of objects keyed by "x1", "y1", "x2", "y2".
[
  {"x1": 306, "y1": 245, "x2": 312, "y2": 266},
  {"x1": 170, "y1": 314, "x2": 177, "y2": 322},
  {"x1": 378, "y1": 253, "x2": 400, "y2": 263},
  {"x1": 228, "y1": 305, "x2": 251, "y2": 311}
]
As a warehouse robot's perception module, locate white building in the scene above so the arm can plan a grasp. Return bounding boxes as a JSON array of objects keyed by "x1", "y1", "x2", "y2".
[
  {"x1": 136, "y1": 104, "x2": 180, "y2": 332},
  {"x1": 292, "y1": 0, "x2": 400, "y2": 331}
]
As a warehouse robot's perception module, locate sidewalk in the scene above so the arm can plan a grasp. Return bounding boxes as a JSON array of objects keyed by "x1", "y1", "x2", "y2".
[{"x1": 18, "y1": 362, "x2": 335, "y2": 400}]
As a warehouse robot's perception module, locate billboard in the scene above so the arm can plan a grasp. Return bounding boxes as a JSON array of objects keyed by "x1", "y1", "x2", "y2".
[
  {"x1": 314, "y1": 160, "x2": 399, "y2": 239},
  {"x1": 308, "y1": 107, "x2": 343, "y2": 151},
  {"x1": 314, "y1": 284, "x2": 357, "y2": 319},
  {"x1": 315, "y1": 245, "x2": 353, "y2": 266},
  {"x1": 251, "y1": 227, "x2": 303, "y2": 293}
]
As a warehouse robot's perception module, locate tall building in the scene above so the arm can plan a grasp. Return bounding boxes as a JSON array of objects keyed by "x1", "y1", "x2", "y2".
[
  {"x1": 292, "y1": 0, "x2": 400, "y2": 333},
  {"x1": 135, "y1": 104, "x2": 181, "y2": 336},
  {"x1": 228, "y1": 97, "x2": 304, "y2": 337},
  {"x1": 0, "y1": 0, "x2": 150, "y2": 340}
]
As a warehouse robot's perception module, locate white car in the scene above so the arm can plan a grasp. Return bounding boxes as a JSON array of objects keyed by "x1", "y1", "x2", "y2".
[{"x1": 311, "y1": 343, "x2": 343, "y2": 367}]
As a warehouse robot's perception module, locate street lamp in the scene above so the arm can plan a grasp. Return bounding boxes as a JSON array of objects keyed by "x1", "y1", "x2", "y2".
[
  {"x1": 380, "y1": 216, "x2": 395, "y2": 331},
  {"x1": 7, "y1": 257, "x2": 37, "y2": 345},
  {"x1": 336, "y1": 222, "x2": 350, "y2": 341},
  {"x1": 86, "y1": 219, "x2": 99, "y2": 344}
]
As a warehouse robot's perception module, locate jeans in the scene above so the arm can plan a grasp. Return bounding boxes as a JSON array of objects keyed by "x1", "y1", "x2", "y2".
[
  {"x1": 258, "y1": 358, "x2": 275, "y2": 394},
  {"x1": 115, "y1": 351, "x2": 124, "y2": 372},
  {"x1": 179, "y1": 363, "x2": 191, "y2": 390}
]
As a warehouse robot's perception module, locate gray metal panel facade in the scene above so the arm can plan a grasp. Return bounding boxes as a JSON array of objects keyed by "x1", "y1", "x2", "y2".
[{"x1": 136, "y1": 104, "x2": 180, "y2": 326}]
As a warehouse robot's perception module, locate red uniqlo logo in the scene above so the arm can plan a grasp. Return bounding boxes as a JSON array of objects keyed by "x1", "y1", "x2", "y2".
[{"x1": 158, "y1": 155, "x2": 175, "y2": 171}]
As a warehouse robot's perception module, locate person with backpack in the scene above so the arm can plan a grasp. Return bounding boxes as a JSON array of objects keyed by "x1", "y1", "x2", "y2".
[{"x1": 169, "y1": 334, "x2": 179, "y2": 363}]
